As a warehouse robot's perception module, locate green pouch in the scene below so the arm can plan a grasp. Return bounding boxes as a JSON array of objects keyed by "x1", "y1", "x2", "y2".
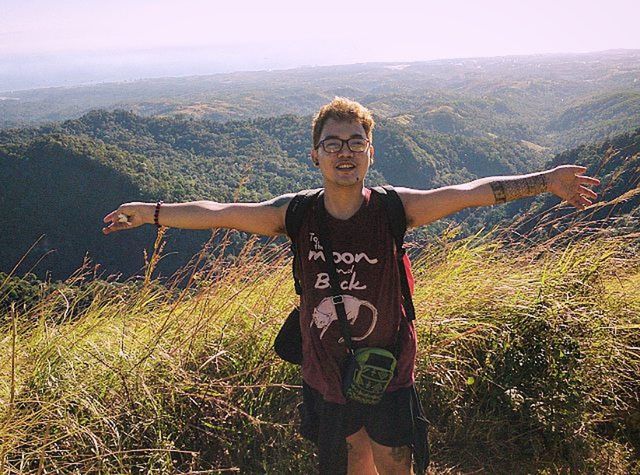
[{"x1": 342, "y1": 347, "x2": 397, "y2": 405}]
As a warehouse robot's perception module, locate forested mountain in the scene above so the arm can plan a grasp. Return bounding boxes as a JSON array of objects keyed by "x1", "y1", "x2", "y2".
[
  {"x1": 1, "y1": 110, "x2": 547, "y2": 280},
  {"x1": 2, "y1": 50, "x2": 640, "y2": 153},
  {"x1": 2, "y1": 50, "x2": 639, "y2": 281},
  {"x1": 507, "y1": 127, "x2": 640, "y2": 240}
]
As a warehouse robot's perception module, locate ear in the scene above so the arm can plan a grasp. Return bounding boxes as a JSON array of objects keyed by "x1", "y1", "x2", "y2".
[
  {"x1": 310, "y1": 148, "x2": 319, "y2": 166},
  {"x1": 369, "y1": 145, "x2": 375, "y2": 166}
]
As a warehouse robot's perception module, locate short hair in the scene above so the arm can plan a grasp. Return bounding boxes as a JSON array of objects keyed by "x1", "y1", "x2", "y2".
[{"x1": 312, "y1": 97, "x2": 375, "y2": 147}]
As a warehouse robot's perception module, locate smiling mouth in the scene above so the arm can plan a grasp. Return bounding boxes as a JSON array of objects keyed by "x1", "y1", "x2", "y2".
[{"x1": 336, "y1": 163, "x2": 356, "y2": 170}]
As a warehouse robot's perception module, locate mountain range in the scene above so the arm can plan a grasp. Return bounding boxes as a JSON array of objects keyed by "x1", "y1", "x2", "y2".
[{"x1": 1, "y1": 50, "x2": 638, "y2": 280}]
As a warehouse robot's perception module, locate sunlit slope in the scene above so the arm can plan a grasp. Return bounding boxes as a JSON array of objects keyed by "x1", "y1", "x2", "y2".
[
  {"x1": 0, "y1": 231, "x2": 638, "y2": 473},
  {"x1": 546, "y1": 92, "x2": 640, "y2": 150},
  {"x1": 0, "y1": 110, "x2": 545, "y2": 280},
  {"x1": 499, "y1": 127, "x2": 640, "y2": 241},
  {"x1": 2, "y1": 51, "x2": 640, "y2": 157}
]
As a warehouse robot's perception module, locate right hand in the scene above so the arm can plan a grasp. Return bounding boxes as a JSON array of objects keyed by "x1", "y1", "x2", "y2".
[{"x1": 102, "y1": 202, "x2": 151, "y2": 235}]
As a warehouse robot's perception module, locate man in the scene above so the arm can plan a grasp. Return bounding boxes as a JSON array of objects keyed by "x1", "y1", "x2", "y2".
[{"x1": 103, "y1": 98, "x2": 600, "y2": 474}]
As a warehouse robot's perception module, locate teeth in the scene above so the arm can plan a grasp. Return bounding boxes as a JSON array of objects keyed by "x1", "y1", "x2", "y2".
[{"x1": 337, "y1": 164, "x2": 354, "y2": 169}]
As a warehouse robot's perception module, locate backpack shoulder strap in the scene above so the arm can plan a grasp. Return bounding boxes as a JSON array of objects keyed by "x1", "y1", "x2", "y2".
[
  {"x1": 285, "y1": 188, "x2": 322, "y2": 242},
  {"x1": 371, "y1": 185, "x2": 407, "y2": 250},
  {"x1": 372, "y1": 185, "x2": 416, "y2": 321},
  {"x1": 285, "y1": 188, "x2": 322, "y2": 295}
]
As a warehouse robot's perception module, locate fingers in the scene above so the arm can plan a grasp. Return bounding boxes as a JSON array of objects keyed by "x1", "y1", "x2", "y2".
[
  {"x1": 103, "y1": 208, "x2": 131, "y2": 224},
  {"x1": 553, "y1": 165, "x2": 599, "y2": 211},
  {"x1": 577, "y1": 175, "x2": 600, "y2": 186},
  {"x1": 578, "y1": 185, "x2": 598, "y2": 200},
  {"x1": 102, "y1": 206, "x2": 133, "y2": 235},
  {"x1": 567, "y1": 192, "x2": 594, "y2": 210},
  {"x1": 572, "y1": 169, "x2": 600, "y2": 207},
  {"x1": 102, "y1": 220, "x2": 132, "y2": 235},
  {"x1": 103, "y1": 210, "x2": 118, "y2": 223},
  {"x1": 578, "y1": 196, "x2": 593, "y2": 209},
  {"x1": 568, "y1": 198, "x2": 585, "y2": 210},
  {"x1": 559, "y1": 165, "x2": 600, "y2": 184}
]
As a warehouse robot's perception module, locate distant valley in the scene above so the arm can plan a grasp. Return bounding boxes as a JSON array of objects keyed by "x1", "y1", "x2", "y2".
[{"x1": 1, "y1": 50, "x2": 639, "y2": 280}]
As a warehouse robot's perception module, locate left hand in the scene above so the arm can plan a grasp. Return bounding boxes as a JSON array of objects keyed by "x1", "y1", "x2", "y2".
[{"x1": 546, "y1": 165, "x2": 600, "y2": 210}]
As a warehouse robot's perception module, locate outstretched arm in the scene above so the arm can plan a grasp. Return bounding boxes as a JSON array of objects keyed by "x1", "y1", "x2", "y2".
[
  {"x1": 397, "y1": 165, "x2": 600, "y2": 229},
  {"x1": 102, "y1": 194, "x2": 295, "y2": 237}
]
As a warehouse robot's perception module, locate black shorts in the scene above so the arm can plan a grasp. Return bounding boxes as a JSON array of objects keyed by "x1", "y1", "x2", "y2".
[{"x1": 299, "y1": 381, "x2": 414, "y2": 448}]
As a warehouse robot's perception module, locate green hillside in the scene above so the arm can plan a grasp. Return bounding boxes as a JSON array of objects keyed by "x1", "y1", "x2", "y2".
[
  {"x1": 546, "y1": 92, "x2": 640, "y2": 150},
  {"x1": 2, "y1": 51, "x2": 640, "y2": 154},
  {"x1": 0, "y1": 110, "x2": 546, "y2": 280},
  {"x1": 494, "y1": 127, "x2": 640, "y2": 241}
]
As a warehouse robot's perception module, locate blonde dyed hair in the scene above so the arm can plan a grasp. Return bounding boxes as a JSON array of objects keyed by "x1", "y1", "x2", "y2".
[{"x1": 312, "y1": 97, "x2": 375, "y2": 147}]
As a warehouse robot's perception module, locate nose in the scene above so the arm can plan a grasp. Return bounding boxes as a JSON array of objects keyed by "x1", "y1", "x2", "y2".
[{"x1": 337, "y1": 142, "x2": 354, "y2": 158}]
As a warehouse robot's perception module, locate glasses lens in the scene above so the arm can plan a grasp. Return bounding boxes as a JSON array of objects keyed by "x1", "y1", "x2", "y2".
[
  {"x1": 348, "y1": 138, "x2": 368, "y2": 152},
  {"x1": 323, "y1": 139, "x2": 343, "y2": 153}
]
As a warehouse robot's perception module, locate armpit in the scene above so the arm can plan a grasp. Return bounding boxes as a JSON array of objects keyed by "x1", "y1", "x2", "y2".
[{"x1": 266, "y1": 195, "x2": 294, "y2": 208}]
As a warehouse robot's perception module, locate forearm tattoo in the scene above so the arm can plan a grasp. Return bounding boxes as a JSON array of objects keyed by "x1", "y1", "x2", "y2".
[{"x1": 490, "y1": 174, "x2": 547, "y2": 204}]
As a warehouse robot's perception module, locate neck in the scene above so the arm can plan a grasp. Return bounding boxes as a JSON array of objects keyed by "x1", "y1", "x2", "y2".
[{"x1": 323, "y1": 182, "x2": 366, "y2": 220}]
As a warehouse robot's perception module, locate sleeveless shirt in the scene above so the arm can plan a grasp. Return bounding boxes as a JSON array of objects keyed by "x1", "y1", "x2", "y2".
[{"x1": 295, "y1": 188, "x2": 417, "y2": 404}]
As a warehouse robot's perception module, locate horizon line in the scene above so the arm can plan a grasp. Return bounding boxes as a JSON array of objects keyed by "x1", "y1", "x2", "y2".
[{"x1": 2, "y1": 47, "x2": 639, "y2": 95}]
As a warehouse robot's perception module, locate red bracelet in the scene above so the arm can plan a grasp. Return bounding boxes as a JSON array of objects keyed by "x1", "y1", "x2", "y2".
[{"x1": 154, "y1": 200, "x2": 163, "y2": 227}]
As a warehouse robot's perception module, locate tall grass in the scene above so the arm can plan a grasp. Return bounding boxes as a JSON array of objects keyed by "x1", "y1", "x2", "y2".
[{"x1": 1, "y1": 226, "x2": 638, "y2": 474}]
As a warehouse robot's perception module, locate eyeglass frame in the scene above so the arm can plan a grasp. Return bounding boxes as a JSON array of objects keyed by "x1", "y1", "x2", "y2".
[{"x1": 314, "y1": 137, "x2": 371, "y2": 153}]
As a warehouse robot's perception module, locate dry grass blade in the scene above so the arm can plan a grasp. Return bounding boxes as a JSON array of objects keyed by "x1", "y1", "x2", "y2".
[{"x1": 0, "y1": 222, "x2": 638, "y2": 473}]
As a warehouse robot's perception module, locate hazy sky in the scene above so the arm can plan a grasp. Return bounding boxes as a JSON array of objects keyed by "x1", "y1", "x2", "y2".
[{"x1": 1, "y1": 0, "x2": 639, "y2": 90}]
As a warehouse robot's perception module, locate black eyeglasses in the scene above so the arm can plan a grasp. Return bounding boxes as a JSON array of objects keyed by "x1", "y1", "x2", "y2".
[{"x1": 315, "y1": 137, "x2": 370, "y2": 153}]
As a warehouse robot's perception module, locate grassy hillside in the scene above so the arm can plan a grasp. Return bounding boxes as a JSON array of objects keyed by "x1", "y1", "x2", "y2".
[{"x1": 1, "y1": 228, "x2": 638, "y2": 473}]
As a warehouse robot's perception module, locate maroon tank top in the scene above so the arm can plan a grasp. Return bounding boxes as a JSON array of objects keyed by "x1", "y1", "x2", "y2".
[{"x1": 293, "y1": 188, "x2": 417, "y2": 404}]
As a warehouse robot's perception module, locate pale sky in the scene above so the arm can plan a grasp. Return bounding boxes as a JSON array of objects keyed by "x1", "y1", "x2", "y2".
[{"x1": 1, "y1": 0, "x2": 639, "y2": 90}]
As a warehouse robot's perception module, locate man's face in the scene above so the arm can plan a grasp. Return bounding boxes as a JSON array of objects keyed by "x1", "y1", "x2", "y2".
[{"x1": 310, "y1": 118, "x2": 374, "y2": 189}]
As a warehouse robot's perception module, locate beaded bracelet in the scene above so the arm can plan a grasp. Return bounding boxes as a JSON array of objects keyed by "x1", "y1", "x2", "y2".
[{"x1": 154, "y1": 200, "x2": 164, "y2": 227}]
